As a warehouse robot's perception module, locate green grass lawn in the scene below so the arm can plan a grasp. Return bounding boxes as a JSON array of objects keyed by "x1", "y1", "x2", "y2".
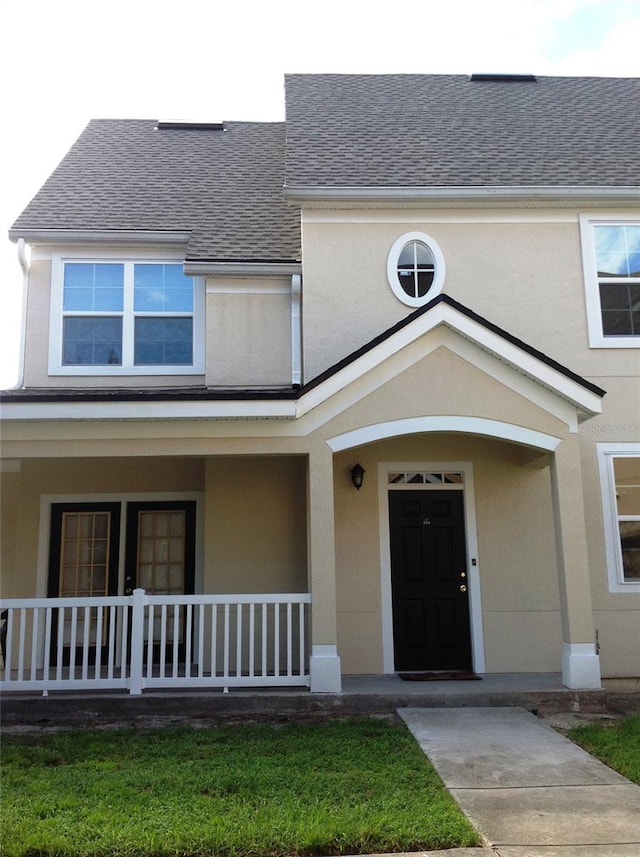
[
  {"x1": 1, "y1": 718, "x2": 480, "y2": 857},
  {"x1": 568, "y1": 714, "x2": 640, "y2": 785}
]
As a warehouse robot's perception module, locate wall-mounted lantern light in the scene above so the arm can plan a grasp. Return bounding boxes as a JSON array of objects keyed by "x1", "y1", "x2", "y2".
[{"x1": 351, "y1": 463, "x2": 365, "y2": 491}]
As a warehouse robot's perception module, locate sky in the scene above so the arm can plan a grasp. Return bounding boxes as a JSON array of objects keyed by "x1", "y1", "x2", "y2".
[{"x1": 1, "y1": 0, "x2": 639, "y2": 389}]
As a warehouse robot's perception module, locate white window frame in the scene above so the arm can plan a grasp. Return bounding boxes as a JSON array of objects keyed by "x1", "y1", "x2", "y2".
[
  {"x1": 49, "y1": 250, "x2": 205, "y2": 375},
  {"x1": 386, "y1": 231, "x2": 446, "y2": 308},
  {"x1": 596, "y1": 443, "x2": 640, "y2": 593},
  {"x1": 580, "y1": 214, "x2": 640, "y2": 348}
]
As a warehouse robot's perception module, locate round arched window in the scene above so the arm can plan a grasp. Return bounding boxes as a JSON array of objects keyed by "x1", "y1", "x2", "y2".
[{"x1": 387, "y1": 232, "x2": 445, "y2": 307}]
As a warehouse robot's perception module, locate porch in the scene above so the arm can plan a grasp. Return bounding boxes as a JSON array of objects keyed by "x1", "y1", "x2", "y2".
[{"x1": 3, "y1": 673, "x2": 637, "y2": 736}]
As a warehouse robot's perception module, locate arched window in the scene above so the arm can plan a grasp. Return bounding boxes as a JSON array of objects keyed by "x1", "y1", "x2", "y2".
[{"x1": 387, "y1": 232, "x2": 445, "y2": 307}]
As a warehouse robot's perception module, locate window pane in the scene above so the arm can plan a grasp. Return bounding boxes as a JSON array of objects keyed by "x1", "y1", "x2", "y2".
[
  {"x1": 134, "y1": 318, "x2": 193, "y2": 365},
  {"x1": 600, "y1": 284, "x2": 638, "y2": 335},
  {"x1": 63, "y1": 317, "x2": 122, "y2": 365},
  {"x1": 416, "y1": 269, "x2": 435, "y2": 297},
  {"x1": 614, "y1": 458, "x2": 640, "y2": 515},
  {"x1": 63, "y1": 263, "x2": 123, "y2": 311},
  {"x1": 600, "y1": 283, "x2": 629, "y2": 310},
  {"x1": 398, "y1": 244, "x2": 416, "y2": 267},
  {"x1": 134, "y1": 264, "x2": 193, "y2": 312},
  {"x1": 414, "y1": 243, "x2": 434, "y2": 267},
  {"x1": 619, "y1": 521, "x2": 640, "y2": 581},
  {"x1": 624, "y1": 225, "x2": 640, "y2": 253},
  {"x1": 594, "y1": 225, "x2": 626, "y2": 253},
  {"x1": 601, "y1": 310, "x2": 632, "y2": 336},
  {"x1": 597, "y1": 252, "x2": 629, "y2": 277},
  {"x1": 397, "y1": 241, "x2": 435, "y2": 299},
  {"x1": 59, "y1": 511, "x2": 111, "y2": 597}
]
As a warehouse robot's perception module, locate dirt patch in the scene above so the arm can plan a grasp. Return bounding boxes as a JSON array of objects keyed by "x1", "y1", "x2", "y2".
[{"x1": 539, "y1": 710, "x2": 624, "y2": 733}]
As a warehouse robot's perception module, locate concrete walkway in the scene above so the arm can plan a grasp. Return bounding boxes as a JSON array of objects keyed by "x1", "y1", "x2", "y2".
[{"x1": 398, "y1": 707, "x2": 640, "y2": 857}]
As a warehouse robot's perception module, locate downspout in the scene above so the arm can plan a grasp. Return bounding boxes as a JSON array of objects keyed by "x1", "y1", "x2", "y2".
[
  {"x1": 12, "y1": 238, "x2": 30, "y2": 389},
  {"x1": 291, "y1": 273, "x2": 302, "y2": 386}
]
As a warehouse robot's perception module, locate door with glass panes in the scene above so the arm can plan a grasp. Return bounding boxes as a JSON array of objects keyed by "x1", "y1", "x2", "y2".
[
  {"x1": 125, "y1": 501, "x2": 196, "y2": 662},
  {"x1": 48, "y1": 503, "x2": 121, "y2": 665},
  {"x1": 48, "y1": 501, "x2": 195, "y2": 665}
]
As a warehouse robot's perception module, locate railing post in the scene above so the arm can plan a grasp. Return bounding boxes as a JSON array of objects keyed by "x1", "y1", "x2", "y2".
[{"x1": 129, "y1": 588, "x2": 146, "y2": 695}]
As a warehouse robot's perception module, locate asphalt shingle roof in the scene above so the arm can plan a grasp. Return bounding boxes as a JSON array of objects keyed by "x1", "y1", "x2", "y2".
[
  {"x1": 284, "y1": 74, "x2": 640, "y2": 188},
  {"x1": 9, "y1": 75, "x2": 639, "y2": 261},
  {"x1": 10, "y1": 120, "x2": 301, "y2": 262}
]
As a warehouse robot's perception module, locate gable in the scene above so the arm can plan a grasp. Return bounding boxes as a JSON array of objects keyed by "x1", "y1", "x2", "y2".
[{"x1": 298, "y1": 295, "x2": 604, "y2": 429}]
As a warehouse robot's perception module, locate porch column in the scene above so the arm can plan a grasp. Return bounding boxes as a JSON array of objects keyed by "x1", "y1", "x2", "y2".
[
  {"x1": 550, "y1": 434, "x2": 601, "y2": 689},
  {"x1": 307, "y1": 442, "x2": 342, "y2": 693}
]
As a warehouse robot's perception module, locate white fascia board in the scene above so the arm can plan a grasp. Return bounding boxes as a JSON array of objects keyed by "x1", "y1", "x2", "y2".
[
  {"x1": 284, "y1": 185, "x2": 640, "y2": 204},
  {"x1": 10, "y1": 230, "x2": 191, "y2": 247},
  {"x1": 296, "y1": 302, "x2": 603, "y2": 420},
  {"x1": 0, "y1": 399, "x2": 297, "y2": 421},
  {"x1": 443, "y1": 309, "x2": 604, "y2": 417},
  {"x1": 185, "y1": 261, "x2": 301, "y2": 277}
]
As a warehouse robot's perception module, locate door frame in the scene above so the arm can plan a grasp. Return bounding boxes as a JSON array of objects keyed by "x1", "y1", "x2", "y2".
[
  {"x1": 378, "y1": 461, "x2": 485, "y2": 674},
  {"x1": 35, "y1": 492, "x2": 203, "y2": 670}
]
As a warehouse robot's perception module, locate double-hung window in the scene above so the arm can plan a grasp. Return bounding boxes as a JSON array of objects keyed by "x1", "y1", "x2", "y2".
[
  {"x1": 51, "y1": 257, "x2": 204, "y2": 375},
  {"x1": 597, "y1": 445, "x2": 640, "y2": 592},
  {"x1": 581, "y1": 217, "x2": 640, "y2": 347}
]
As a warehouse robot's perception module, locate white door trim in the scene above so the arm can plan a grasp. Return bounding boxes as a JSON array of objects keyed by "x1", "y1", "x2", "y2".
[{"x1": 377, "y1": 461, "x2": 485, "y2": 674}]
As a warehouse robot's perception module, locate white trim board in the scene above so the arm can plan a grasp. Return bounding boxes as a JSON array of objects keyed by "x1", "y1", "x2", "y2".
[{"x1": 328, "y1": 417, "x2": 561, "y2": 454}]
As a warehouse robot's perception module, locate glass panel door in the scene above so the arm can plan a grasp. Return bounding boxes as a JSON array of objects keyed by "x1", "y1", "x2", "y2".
[
  {"x1": 48, "y1": 503, "x2": 121, "y2": 664},
  {"x1": 125, "y1": 501, "x2": 196, "y2": 662}
]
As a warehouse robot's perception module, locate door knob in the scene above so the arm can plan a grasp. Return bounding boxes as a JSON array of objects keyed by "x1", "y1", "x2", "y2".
[{"x1": 459, "y1": 584, "x2": 467, "y2": 593}]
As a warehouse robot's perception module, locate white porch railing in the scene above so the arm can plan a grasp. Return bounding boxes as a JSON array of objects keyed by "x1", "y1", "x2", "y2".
[{"x1": 0, "y1": 590, "x2": 311, "y2": 694}]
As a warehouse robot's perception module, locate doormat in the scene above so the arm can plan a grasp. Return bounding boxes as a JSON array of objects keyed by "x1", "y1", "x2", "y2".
[{"x1": 398, "y1": 671, "x2": 481, "y2": 681}]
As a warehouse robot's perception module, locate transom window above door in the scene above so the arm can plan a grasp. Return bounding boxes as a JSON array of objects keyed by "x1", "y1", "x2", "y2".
[
  {"x1": 50, "y1": 256, "x2": 204, "y2": 375},
  {"x1": 387, "y1": 232, "x2": 446, "y2": 307}
]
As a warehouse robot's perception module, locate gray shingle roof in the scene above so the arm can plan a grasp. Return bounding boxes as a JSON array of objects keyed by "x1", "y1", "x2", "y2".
[
  {"x1": 284, "y1": 74, "x2": 640, "y2": 188},
  {"x1": 9, "y1": 75, "x2": 639, "y2": 261},
  {"x1": 10, "y1": 120, "x2": 301, "y2": 262}
]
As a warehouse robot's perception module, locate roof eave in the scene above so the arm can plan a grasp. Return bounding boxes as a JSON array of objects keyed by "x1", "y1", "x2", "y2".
[
  {"x1": 7, "y1": 229, "x2": 192, "y2": 247},
  {"x1": 184, "y1": 261, "x2": 302, "y2": 277},
  {"x1": 284, "y1": 185, "x2": 640, "y2": 205}
]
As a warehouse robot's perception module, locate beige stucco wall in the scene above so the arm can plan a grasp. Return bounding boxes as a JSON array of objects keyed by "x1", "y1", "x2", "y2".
[
  {"x1": 206, "y1": 280, "x2": 292, "y2": 387},
  {"x1": 300, "y1": 210, "x2": 640, "y2": 382},
  {"x1": 316, "y1": 340, "x2": 569, "y2": 445},
  {"x1": 202, "y1": 456, "x2": 307, "y2": 594},
  {"x1": 578, "y1": 398, "x2": 640, "y2": 678}
]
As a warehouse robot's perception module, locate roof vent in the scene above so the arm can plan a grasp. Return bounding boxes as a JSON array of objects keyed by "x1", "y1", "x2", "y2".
[
  {"x1": 156, "y1": 121, "x2": 225, "y2": 130},
  {"x1": 470, "y1": 73, "x2": 537, "y2": 83}
]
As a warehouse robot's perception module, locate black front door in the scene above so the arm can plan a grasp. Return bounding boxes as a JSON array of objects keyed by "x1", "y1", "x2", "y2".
[{"x1": 389, "y1": 490, "x2": 472, "y2": 672}]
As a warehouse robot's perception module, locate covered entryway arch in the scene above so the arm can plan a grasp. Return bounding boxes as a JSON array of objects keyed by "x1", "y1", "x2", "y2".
[
  {"x1": 300, "y1": 298, "x2": 606, "y2": 690},
  {"x1": 328, "y1": 418, "x2": 563, "y2": 678}
]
